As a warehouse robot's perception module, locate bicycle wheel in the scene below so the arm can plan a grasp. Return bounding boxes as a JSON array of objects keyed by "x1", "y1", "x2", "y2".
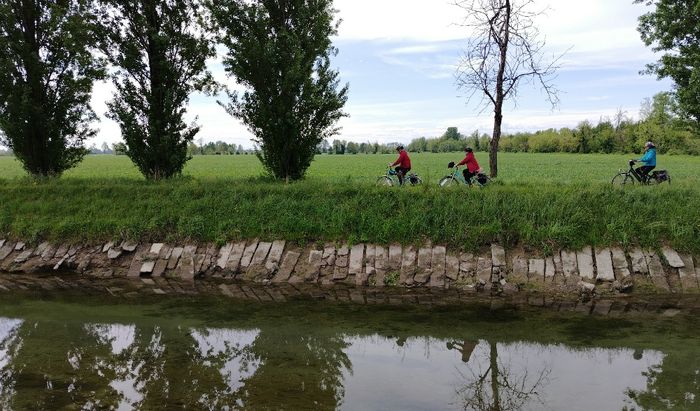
[
  {"x1": 611, "y1": 173, "x2": 634, "y2": 187},
  {"x1": 376, "y1": 176, "x2": 394, "y2": 187},
  {"x1": 438, "y1": 176, "x2": 459, "y2": 187},
  {"x1": 408, "y1": 174, "x2": 422, "y2": 186}
]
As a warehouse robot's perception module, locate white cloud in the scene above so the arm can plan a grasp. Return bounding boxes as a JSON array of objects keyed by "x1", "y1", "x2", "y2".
[{"x1": 84, "y1": 0, "x2": 663, "y2": 148}]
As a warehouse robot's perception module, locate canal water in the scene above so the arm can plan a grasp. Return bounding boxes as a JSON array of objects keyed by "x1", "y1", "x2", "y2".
[{"x1": 0, "y1": 295, "x2": 697, "y2": 410}]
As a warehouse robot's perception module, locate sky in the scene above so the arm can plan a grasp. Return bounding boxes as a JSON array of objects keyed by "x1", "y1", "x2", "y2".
[{"x1": 87, "y1": 0, "x2": 672, "y2": 148}]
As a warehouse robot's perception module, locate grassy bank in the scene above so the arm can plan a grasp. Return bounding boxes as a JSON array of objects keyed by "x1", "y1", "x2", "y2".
[{"x1": 1, "y1": 176, "x2": 699, "y2": 253}]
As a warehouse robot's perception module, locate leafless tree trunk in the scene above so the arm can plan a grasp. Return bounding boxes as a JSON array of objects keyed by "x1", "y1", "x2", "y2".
[{"x1": 454, "y1": 0, "x2": 564, "y2": 178}]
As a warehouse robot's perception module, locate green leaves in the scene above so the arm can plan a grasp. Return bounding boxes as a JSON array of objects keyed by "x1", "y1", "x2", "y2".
[
  {"x1": 210, "y1": 0, "x2": 348, "y2": 181},
  {"x1": 100, "y1": 0, "x2": 217, "y2": 180},
  {"x1": 636, "y1": 0, "x2": 700, "y2": 129},
  {"x1": 0, "y1": 0, "x2": 105, "y2": 177}
]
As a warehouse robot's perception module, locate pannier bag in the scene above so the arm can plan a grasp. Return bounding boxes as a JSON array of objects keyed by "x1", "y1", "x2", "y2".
[
  {"x1": 476, "y1": 173, "x2": 488, "y2": 185},
  {"x1": 652, "y1": 170, "x2": 668, "y2": 181}
]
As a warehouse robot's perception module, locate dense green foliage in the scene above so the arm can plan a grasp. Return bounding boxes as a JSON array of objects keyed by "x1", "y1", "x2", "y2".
[
  {"x1": 210, "y1": 0, "x2": 348, "y2": 181},
  {"x1": 408, "y1": 94, "x2": 700, "y2": 155},
  {"x1": 100, "y1": 0, "x2": 216, "y2": 180},
  {"x1": 1, "y1": 153, "x2": 699, "y2": 252},
  {"x1": 636, "y1": 0, "x2": 700, "y2": 129},
  {"x1": 0, "y1": 0, "x2": 104, "y2": 177}
]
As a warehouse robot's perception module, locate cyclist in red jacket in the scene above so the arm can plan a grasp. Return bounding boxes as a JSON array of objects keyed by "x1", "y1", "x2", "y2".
[
  {"x1": 456, "y1": 147, "x2": 481, "y2": 185},
  {"x1": 388, "y1": 145, "x2": 411, "y2": 185}
]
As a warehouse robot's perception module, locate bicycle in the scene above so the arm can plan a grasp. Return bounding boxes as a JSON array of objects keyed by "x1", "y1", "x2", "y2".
[
  {"x1": 611, "y1": 160, "x2": 671, "y2": 186},
  {"x1": 377, "y1": 167, "x2": 422, "y2": 187},
  {"x1": 438, "y1": 162, "x2": 490, "y2": 187}
]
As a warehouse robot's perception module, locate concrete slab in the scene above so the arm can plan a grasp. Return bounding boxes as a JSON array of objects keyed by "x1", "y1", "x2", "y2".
[
  {"x1": 240, "y1": 241, "x2": 259, "y2": 268},
  {"x1": 414, "y1": 247, "x2": 433, "y2": 284},
  {"x1": 662, "y1": 246, "x2": 685, "y2": 268},
  {"x1": 167, "y1": 247, "x2": 184, "y2": 270},
  {"x1": 445, "y1": 254, "x2": 460, "y2": 281},
  {"x1": 561, "y1": 250, "x2": 578, "y2": 277},
  {"x1": 629, "y1": 248, "x2": 649, "y2": 275},
  {"x1": 544, "y1": 257, "x2": 555, "y2": 280},
  {"x1": 576, "y1": 247, "x2": 595, "y2": 280},
  {"x1": 140, "y1": 261, "x2": 155, "y2": 274},
  {"x1": 491, "y1": 244, "x2": 506, "y2": 267},
  {"x1": 121, "y1": 241, "x2": 138, "y2": 252},
  {"x1": 306, "y1": 250, "x2": 323, "y2": 282},
  {"x1": 374, "y1": 246, "x2": 388, "y2": 286},
  {"x1": 14, "y1": 250, "x2": 32, "y2": 264},
  {"x1": 348, "y1": 244, "x2": 365, "y2": 276},
  {"x1": 225, "y1": 242, "x2": 246, "y2": 273},
  {"x1": 216, "y1": 243, "x2": 234, "y2": 269},
  {"x1": 400, "y1": 246, "x2": 417, "y2": 285},
  {"x1": 678, "y1": 255, "x2": 698, "y2": 291},
  {"x1": 333, "y1": 249, "x2": 349, "y2": 280},
  {"x1": 510, "y1": 255, "x2": 528, "y2": 284},
  {"x1": 107, "y1": 248, "x2": 122, "y2": 260},
  {"x1": 429, "y1": 246, "x2": 446, "y2": 288},
  {"x1": 273, "y1": 251, "x2": 301, "y2": 283},
  {"x1": 102, "y1": 242, "x2": 114, "y2": 253},
  {"x1": 595, "y1": 248, "x2": 615, "y2": 282},
  {"x1": 644, "y1": 251, "x2": 670, "y2": 291},
  {"x1": 150, "y1": 243, "x2": 164, "y2": 255},
  {"x1": 34, "y1": 242, "x2": 50, "y2": 257},
  {"x1": 388, "y1": 244, "x2": 402, "y2": 271},
  {"x1": 476, "y1": 256, "x2": 492, "y2": 284},
  {"x1": 364, "y1": 245, "x2": 376, "y2": 276},
  {"x1": 177, "y1": 245, "x2": 197, "y2": 280},
  {"x1": 250, "y1": 242, "x2": 272, "y2": 266},
  {"x1": 528, "y1": 259, "x2": 545, "y2": 283},
  {"x1": 152, "y1": 258, "x2": 168, "y2": 277},
  {"x1": 266, "y1": 240, "x2": 286, "y2": 270}
]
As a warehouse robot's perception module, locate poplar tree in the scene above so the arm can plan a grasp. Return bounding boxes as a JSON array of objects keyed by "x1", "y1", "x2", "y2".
[
  {"x1": 210, "y1": 0, "x2": 348, "y2": 181},
  {"x1": 0, "y1": 0, "x2": 104, "y2": 177},
  {"x1": 100, "y1": 0, "x2": 216, "y2": 179}
]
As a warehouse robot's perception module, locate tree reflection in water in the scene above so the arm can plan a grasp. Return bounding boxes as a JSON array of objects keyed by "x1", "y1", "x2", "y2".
[
  {"x1": 453, "y1": 340, "x2": 550, "y2": 411},
  {"x1": 0, "y1": 306, "x2": 698, "y2": 410},
  {"x1": 626, "y1": 348, "x2": 700, "y2": 410},
  {"x1": 0, "y1": 318, "x2": 352, "y2": 409},
  {"x1": 0, "y1": 318, "x2": 23, "y2": 409}
]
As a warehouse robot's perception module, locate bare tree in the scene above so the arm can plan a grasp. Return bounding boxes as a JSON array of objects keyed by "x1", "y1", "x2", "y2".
[
  {"x1": 454, "y1": 0, "x2": 564, "y2": 177},
  {"x1": 454, "y1": 341, "x2": 550, "y2": 411}
]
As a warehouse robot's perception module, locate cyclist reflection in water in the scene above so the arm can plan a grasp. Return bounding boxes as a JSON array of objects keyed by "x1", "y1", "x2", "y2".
[{"x1": 447, "y1": 340, "x2": 478, "y2": 363}]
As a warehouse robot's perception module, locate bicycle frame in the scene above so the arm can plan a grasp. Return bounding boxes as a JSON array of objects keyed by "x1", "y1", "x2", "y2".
[
  {"x1": 447, "y1": 166, "x2": 483, "y2": 186},
  {"x1": 624, "y1": 162, "x2": 649, "y2": 184},
  {"x1": 379, "y1": 167, "x2": 420, "y2": 186}
]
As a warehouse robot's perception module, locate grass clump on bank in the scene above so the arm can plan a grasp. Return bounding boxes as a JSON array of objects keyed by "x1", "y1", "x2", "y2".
[{"x1": 1, "y1": 177, "x2": 698, "y2": 253}]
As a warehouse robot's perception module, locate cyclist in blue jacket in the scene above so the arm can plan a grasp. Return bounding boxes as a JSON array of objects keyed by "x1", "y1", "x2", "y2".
[{"x1": 635, "y1": 141, "x2": 657, "y2": 182}]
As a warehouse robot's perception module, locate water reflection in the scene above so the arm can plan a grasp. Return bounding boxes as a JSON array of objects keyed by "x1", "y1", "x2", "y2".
[{"x1": 0, "y1": 309, "x2": 697, "y2": 410}]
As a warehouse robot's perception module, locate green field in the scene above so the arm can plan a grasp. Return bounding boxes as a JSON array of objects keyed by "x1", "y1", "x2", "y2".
[
  {"x1": 1, "y1": 153, "x2": 699, "y2": 253},
  {"x1": 2, "y1": 152, "x2": 700, "y2": 185}
]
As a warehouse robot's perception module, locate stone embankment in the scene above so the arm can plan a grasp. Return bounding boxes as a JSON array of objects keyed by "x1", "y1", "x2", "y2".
[{"x1": 0, "y1": 239, "x2": 698, "y2": 310}]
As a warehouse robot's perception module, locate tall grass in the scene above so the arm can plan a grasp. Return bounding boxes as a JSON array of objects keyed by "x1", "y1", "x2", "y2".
[{"x1": 1, "y1": 175, "x2": 698, "y2": 253}]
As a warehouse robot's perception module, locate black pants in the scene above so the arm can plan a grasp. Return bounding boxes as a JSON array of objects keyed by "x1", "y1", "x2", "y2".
[
  {"x1": 463, "y1": 169, "x2": 477, "y2": 185},
  {"x1": 636, "y1": 165, "x2": 655, "y2": 181},
  {"x1": 395, "y1": 167, "x2": 410, "y2": 184}
]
